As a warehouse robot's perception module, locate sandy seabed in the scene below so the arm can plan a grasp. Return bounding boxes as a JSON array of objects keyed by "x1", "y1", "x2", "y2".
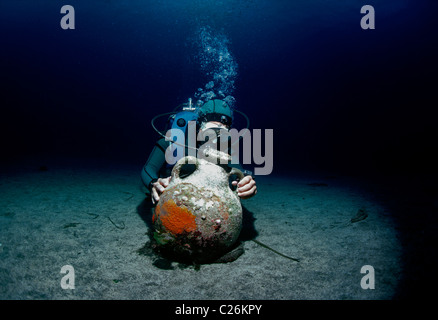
[{"x1": 0, "y1": 158, "x2": 410, "y2": 300}]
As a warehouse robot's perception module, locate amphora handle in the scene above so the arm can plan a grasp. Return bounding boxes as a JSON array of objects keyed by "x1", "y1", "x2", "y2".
[
  {"x1": 172, "y1": 156, "x2": 199, "y2": 180},
  {"x1": 228, "y1": 167, "x2": 245, "y2": 194}
]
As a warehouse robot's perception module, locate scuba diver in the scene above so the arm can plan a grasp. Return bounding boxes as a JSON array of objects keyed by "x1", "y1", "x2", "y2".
[{"x1": 141, "y1": 98, "x2": 257, "y2": 204}]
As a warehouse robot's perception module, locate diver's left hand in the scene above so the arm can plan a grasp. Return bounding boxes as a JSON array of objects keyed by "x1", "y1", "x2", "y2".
[{"x1": 232, "y1": 175, "x2": 257, "y2": 199}]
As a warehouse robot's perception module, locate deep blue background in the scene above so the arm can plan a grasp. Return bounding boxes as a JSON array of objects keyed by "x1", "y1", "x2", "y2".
[{"x1": 1, "y1": 0, "x2": 437, "y2": 177}]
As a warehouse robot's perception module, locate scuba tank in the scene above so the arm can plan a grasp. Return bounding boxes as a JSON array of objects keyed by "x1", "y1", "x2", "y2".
[{"x1": 165, "y1": 98, "x2": 199, "y2": 168}]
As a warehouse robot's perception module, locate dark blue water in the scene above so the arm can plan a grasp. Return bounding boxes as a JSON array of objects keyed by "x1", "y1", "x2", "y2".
[
  {"x1": 1, "y1": 0, "x2": 437, "y2": 177},
  {"x1": 1, "y1": 1, "x2": 438, "y2": 302}
]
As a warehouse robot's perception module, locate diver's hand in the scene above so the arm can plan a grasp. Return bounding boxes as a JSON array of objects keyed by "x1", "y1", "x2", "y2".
[
  {"x1": 232, "y1": 175, "x2": 257, "y2": 200},
  {"x1": 151, "y1": 177, "x2": 171, "y2": 204}
]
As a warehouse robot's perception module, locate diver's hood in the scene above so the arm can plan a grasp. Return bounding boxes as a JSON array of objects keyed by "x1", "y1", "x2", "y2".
[
  {"x1": 151, "y1": 98, "x2": 249, "y2": 153},
  {"x1": 197, "y1": 99, "x2": 233, "y2": 127}
]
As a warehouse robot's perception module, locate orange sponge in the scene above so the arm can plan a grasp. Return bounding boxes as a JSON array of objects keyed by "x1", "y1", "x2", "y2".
[{"x1": 154, "y1": 199, "x2": 197, "y2": 236}]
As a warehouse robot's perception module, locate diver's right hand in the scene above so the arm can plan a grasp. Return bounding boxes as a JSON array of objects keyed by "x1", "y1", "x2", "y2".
[{"x1": 151, "y1": 177, "x2": 171, "y2": 204}]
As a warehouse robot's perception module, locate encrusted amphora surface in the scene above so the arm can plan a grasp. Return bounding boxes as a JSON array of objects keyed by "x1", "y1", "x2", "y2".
[{"x1": 153, "y1": 150, "x2": 244, "y2": 262}]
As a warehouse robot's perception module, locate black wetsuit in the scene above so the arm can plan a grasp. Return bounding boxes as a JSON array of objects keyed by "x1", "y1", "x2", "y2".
[{"x1": 141, "y1": 138, "x2": 172, "y2": 195}]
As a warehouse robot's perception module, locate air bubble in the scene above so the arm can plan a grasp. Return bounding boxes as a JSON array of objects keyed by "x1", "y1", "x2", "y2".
[{"x1": 193, "y1": 26, "x2": 238, "y2": 108}]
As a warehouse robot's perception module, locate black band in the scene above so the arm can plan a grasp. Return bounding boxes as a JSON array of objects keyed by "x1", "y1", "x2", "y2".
[
  {"x1": 148, "y1": 178, "x2": 158, "y2": 191},
  {"x1": 198, "y1": 113, "x2": 232, "y2": 127}
]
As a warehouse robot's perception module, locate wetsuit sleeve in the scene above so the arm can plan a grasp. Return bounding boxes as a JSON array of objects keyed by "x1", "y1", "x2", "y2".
[{"x1": 141, "y1": 138, "x2": 169, "y2": 195}]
